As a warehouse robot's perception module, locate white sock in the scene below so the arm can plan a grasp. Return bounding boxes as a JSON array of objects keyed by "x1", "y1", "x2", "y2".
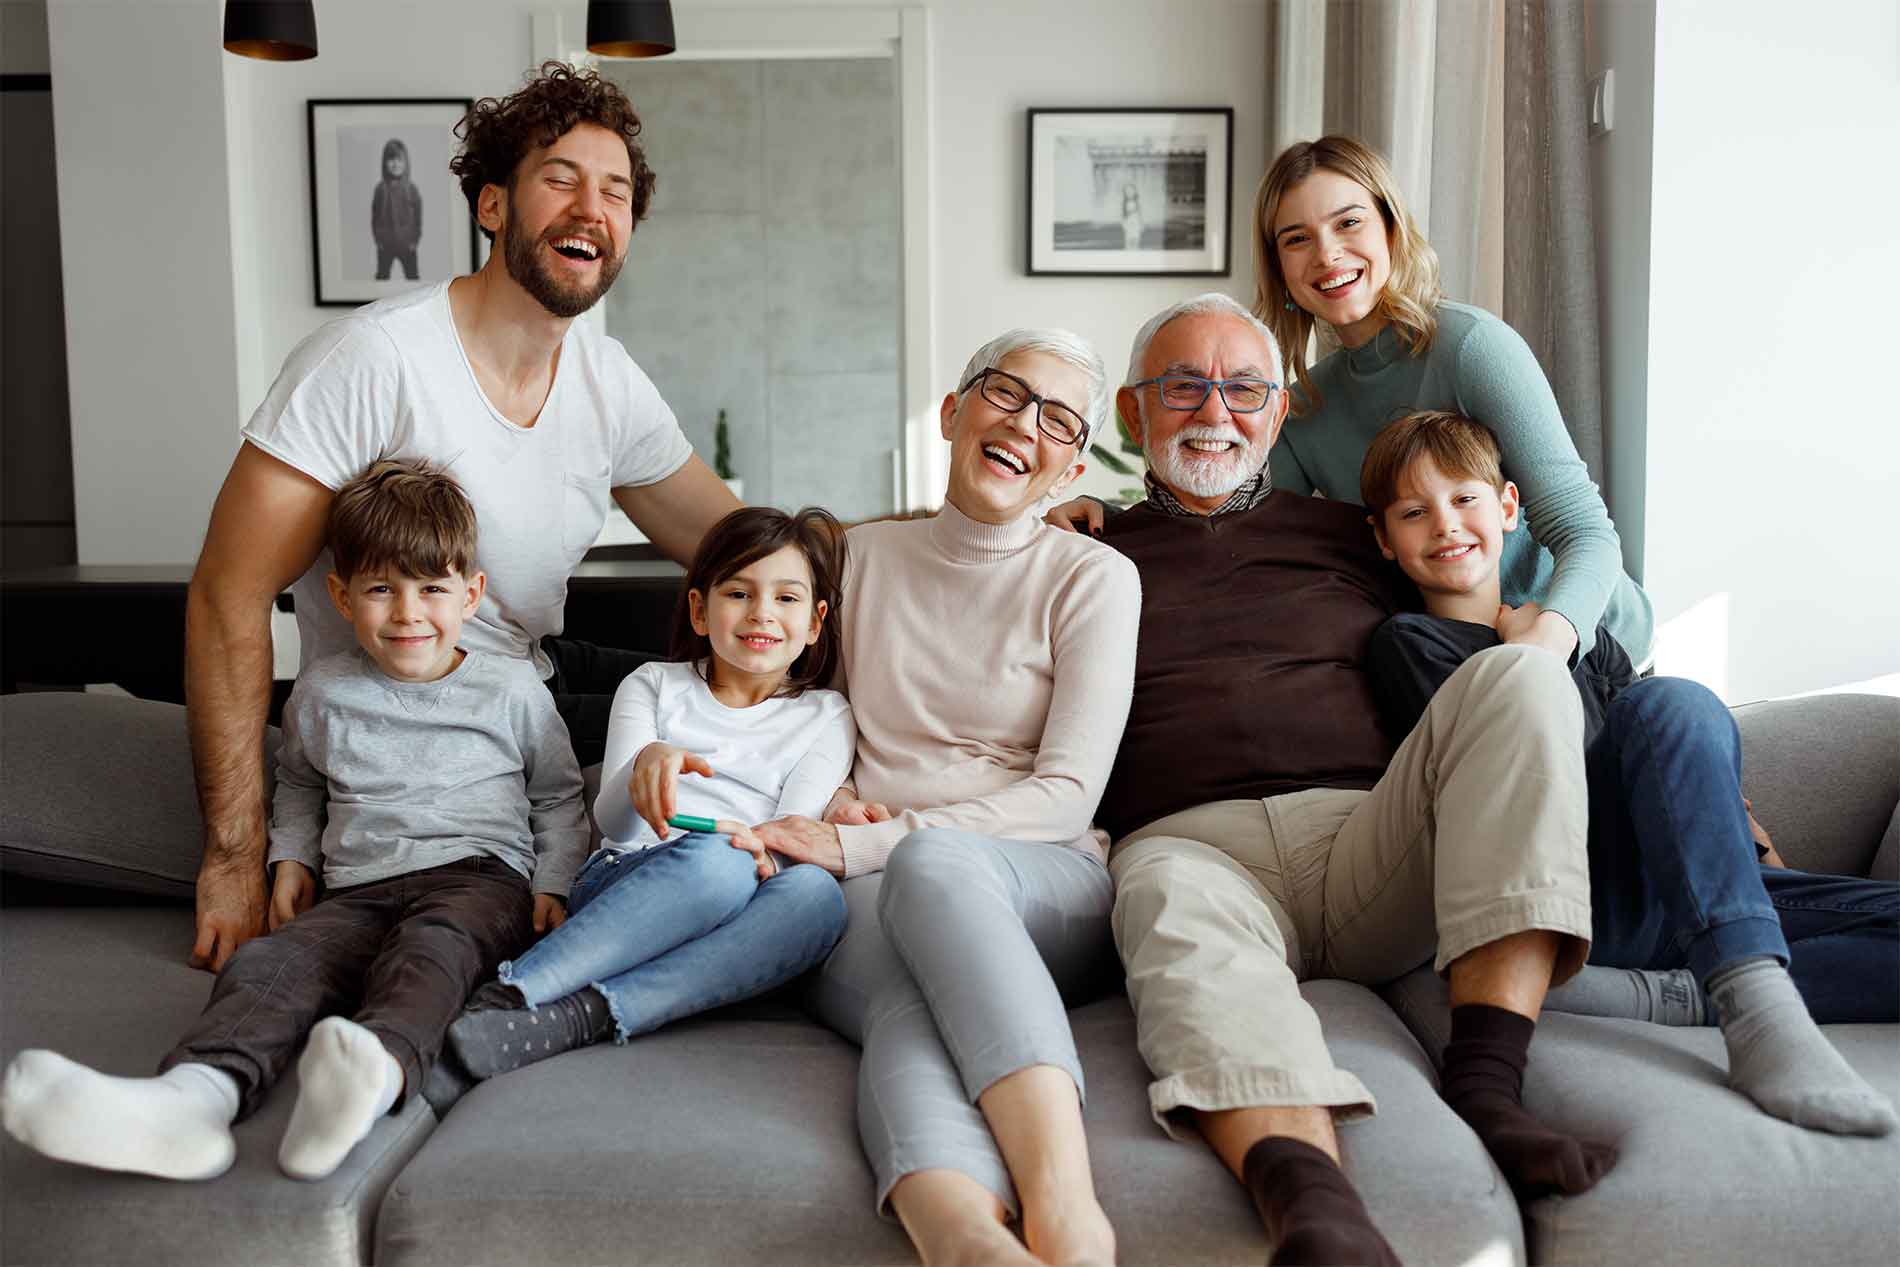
[
  {"x1": 1, "y1": 1052, "x2": 238, "y2": 1181},
  {"x1": 1543, "y1": 965, "x2": 1709, "y2": 1025},
  {"x1": 277, "y1": 1017, "x2": 404, "y2": 1181},
  {"x1": 1709, "y1": 958, "x2": 1898, "y2": 1137}
]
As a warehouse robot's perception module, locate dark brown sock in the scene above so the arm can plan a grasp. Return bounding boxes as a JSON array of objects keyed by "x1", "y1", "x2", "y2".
[
  {"x1": 1242, "y1": 1136, "x2": 1402, "y2": 1267},
  {"x1": 1440, "y1": 1003, "x2": 1618, "y2": 1198}
]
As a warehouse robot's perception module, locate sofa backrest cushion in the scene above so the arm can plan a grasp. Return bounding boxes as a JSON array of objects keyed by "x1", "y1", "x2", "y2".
[
  {"x1": 1732, "y1": 692, "x2": 1900, "y2": 878},
  {"x1": 0, "y1": 693, "x2": 274, "y2": 898}
]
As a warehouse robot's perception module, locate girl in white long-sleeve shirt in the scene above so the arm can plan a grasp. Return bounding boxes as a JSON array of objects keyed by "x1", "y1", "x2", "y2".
[{"x1": 448, "y1": 507, "x2": 856, "y2": 1079}]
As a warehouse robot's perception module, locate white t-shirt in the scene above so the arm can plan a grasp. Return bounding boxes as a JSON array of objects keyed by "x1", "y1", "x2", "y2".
[
  {"x1": 242, "y1": 282, "x2": 694, "y2": 678},
  {"x1": 594, "y1": 660, "x2": 855, "y2": 852}
]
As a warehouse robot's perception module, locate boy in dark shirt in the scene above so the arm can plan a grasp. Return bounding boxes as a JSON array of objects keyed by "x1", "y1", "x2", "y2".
[{"x1": 1359, "y1": 409, "x2": 1895, "y2": 1138}]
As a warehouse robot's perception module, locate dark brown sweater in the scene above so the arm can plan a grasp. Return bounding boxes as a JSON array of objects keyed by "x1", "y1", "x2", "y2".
[{"x1": 1096, "y1": 492, "x2": 1418, "y2": 841}]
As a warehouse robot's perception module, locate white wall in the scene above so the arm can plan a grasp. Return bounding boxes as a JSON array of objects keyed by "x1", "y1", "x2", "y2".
[
  {"x1": 48, "y1": 0, "x2": 245, "y2": 565},
  {"x1": 1637, "y1": 0, "x2": 1900, "y2": 702},
  {"x1": 928, "y1": 0, "x2": 1267, "y2": 502}
]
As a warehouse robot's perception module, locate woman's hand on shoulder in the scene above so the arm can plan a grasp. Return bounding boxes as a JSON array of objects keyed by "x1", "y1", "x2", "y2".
[
  {"x1": 1043, "y1": 495, "x2": 1105, "y2": 537},
  {"x1": 630, "y1": 742, "x2": 714, "y2": 839},
  {"x1": 755, "y1": 815, "x2": 846, "y2": 877},
  {"x1": 1496, "y1": 603, "x2": 1580, "y2": 663}
]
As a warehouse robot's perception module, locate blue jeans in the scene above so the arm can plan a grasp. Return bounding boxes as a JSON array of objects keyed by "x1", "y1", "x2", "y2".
[
  {"x1": 1585, "y1": 676, "x2": 1899, "y2": 1022},
  {"x1": 497, "y1": 833, "x2": 848, "y2": 1040}
]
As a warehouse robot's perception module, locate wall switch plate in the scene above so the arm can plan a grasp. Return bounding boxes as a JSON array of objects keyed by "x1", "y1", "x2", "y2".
[{"x1": 1589, "y1": 68, "x2": 1616, "y2": 138}]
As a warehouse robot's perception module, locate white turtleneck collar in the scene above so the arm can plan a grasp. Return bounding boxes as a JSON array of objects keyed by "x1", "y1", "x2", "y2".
[{"x1": 928, "y1": 495, "x2": 1042, "y2": 564}]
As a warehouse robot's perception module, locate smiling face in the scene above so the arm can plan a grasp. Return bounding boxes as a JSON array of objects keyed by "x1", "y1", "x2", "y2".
[
  {"x1": 940, "y1": 349, "x2": 1090, "y2": 525},
  {"x1": 328, "y1": 566, "x2": 486, "y2": 683},
  {"x1": 688, "y1": 545, "x2": 827, "y2": 691},
  {"x1": 1271, "y1": 168, "x2": 1394, "y2": 348},
  {"x1": 1374, "y1": 455, "x2": 1520, "y2": 606},
  {"x1": 1119, "y1": 312, "x2": 1289, "y2": 514},
  {"x1": 484, "y1": 123, "x2": 634, "y2": 319}
]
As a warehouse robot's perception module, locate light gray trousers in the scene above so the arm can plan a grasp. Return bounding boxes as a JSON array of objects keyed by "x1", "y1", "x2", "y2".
[{"x1": 812, "y1": 828, "x2": 1115, "y2": 1215}]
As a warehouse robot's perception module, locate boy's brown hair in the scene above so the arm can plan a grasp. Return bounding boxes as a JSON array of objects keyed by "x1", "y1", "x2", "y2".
[
  {"x1": 328, "y1": 459, "x2": 478, "y2": 582},
  {"x1": 670, "y1": 506, "x2": 848, "y2": 698},
  {"x1": 1358, "y1": 410, "x2": 1505, "y2": 519}
]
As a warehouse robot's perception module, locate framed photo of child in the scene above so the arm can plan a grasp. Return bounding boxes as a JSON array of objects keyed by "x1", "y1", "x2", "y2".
[{"x1": 306, "y1": 98, "x2": 484, "y2": 307}]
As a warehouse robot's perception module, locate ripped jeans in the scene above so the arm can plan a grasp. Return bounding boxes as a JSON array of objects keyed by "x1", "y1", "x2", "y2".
[{"x1": 497, "y1": 833, "x2": 847, "y2": 1040}]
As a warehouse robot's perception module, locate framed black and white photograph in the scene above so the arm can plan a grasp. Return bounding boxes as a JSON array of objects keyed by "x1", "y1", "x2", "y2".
[
  {"x1": 1026, "y1": 107, "x2": 1233, "y2": 276},
  {"x1": 307, "y1": 98, "x2": 481, "y2": 307}
]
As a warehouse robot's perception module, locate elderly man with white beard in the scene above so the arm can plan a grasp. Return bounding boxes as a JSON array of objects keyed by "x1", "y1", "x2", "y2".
[{"x1": 1082, "y1": 294, "x2": 1612, "y2": 1267}]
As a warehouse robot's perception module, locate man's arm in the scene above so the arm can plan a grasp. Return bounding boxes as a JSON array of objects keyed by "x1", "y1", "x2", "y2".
[
  {"x1": 184, "y1": 442, "x2": 333, "y2": 971},
  {"x1": 609, "y1": 454, "x2": 741, "y2": 567}
]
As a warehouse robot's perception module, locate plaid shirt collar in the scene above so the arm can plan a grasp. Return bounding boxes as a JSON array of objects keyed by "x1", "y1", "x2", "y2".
[{"x1": 1143, "y1": 467, "x2": 1274, "y2": 517}]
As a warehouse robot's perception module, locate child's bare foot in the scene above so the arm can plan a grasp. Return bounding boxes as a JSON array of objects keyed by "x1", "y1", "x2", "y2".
[
  {"x1": 278, "y1": 1017, "x2": 402, "y2": 1180},
  {"x1": 2, "y1": 1051, "x2": 238, "y2": 1180},
  {"x1": 1021, "y1": 1194, "x2": 1117, "y2": 1265}
]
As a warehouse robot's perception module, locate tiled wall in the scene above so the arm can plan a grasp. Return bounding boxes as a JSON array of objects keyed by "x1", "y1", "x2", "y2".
[{"x1": 603, "y1": 58, "x2": 900, "y2": 522}]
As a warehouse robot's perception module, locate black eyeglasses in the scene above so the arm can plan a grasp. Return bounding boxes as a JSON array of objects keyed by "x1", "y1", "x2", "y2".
[
  {"x1": 960, "y1": 367, "x2": 1088, "y2": 447},
  {"x1": 1133, "y1": 374, "x2": 1280, "y2": 413}
]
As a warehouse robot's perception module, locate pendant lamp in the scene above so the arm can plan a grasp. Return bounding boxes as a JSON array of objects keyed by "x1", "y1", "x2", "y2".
[
  {"x1": 223, "y1": 0, "x2": 318, "y2": 61},
  {"x1": 587, "y1": 1, "x2": 676, "y2": 58}
]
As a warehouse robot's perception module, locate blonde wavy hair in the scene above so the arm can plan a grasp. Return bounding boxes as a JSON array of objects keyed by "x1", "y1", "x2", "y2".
[{"x1": 1252, "y1": 135, "x2": 1442, "y2": 415}]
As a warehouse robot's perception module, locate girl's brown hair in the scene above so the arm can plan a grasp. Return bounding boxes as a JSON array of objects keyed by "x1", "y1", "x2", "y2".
[
  {"x1": 1253, "y1": 135, "x2": 1442, "y2": 415},
  {"x1": 328, "y1": 458, "x2": 478, "y2": 581},
  {"x1": 670, "y1": 506, "x2": 847, "y2": 697}
]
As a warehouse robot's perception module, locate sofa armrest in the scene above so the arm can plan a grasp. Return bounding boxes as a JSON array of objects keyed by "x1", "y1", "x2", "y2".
[{"x1": 1732, "y1": 693, "x2": 1900, "y2": 877}]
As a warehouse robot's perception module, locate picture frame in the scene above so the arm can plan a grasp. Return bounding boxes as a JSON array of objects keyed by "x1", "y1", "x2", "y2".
[
  {"x1": 1025, "y1": 107, "x2": 1234, "y2": 277},
  {"x1": 307, "y1": 98, "x2": 482, "y2": 307}
]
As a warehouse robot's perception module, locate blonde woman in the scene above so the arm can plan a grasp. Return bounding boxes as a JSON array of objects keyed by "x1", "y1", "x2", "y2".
[
  {"x1": 1054, "y1": 135, "x2": 1650, "y2": 668},
  {"x1": 1254, "y1": 134, "x2": 1649, "y2": 665}
]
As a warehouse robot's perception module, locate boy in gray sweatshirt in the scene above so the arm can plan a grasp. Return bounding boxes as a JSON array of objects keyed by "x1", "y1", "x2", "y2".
[{"x1": 2, "y1": 459, "x2": 588, "y2": 1182}]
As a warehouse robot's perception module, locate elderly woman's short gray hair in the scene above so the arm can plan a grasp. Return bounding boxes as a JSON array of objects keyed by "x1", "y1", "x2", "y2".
[
  {"x1": 1123, "y1": 293, "x2": 1282, "y2": 386},
  {"x1": 955, "y1": 328, "x2": 1109, "y2": 451}
]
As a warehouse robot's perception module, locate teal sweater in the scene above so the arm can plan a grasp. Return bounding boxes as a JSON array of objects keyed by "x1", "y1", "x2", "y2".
[{"x1": 1268, "y1": 301, "x2": 1653, "y2": 662}]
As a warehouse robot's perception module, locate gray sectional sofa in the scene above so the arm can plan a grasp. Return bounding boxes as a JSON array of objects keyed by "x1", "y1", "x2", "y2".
[{"x1": 3, "y1": 688, "x2": 1897, "y2": 1266}]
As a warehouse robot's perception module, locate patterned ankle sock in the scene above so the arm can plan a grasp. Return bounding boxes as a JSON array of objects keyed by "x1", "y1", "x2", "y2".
[{"x1": 447, "y1": 986, "x2": 613, "y2": 1080}]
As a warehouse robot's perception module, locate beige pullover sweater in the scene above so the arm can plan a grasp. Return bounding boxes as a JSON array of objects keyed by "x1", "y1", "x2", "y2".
[{"x1": 834, "y1": 499, "x2": 1142, "y2": 877}]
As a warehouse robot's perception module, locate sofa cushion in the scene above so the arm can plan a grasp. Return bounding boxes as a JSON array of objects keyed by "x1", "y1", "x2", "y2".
[
  {"x1": 377, "y1": 984, "x2": 1522, "y2": 1266},
  {"x1": 0, "y1": 694, "x2": 275, "y2": 898},
  {"x1": 1733, "y1": 693, "x2": 1900, "y2": 877},
  {"x1": 1, "y1": 905, "x2": 435, "y2": 1267},
  {"x1": 1382, "y1": 964, "x2": 1900, "y2": 1267}
]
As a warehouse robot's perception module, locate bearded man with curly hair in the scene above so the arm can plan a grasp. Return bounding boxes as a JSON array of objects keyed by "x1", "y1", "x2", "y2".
[{"x1": 181, "y1": 63, "x2": 741, "y2": 976}]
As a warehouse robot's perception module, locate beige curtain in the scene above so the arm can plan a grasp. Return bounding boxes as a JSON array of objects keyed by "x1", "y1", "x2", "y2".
[{"x1": 1265, "y1": 0, "x2": 1604, "y2": 482}]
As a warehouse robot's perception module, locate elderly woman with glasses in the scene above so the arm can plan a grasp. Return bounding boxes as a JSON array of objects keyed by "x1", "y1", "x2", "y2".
[{"x1": 756, "y1": 329, "x2": 1140, "y2": 1266}]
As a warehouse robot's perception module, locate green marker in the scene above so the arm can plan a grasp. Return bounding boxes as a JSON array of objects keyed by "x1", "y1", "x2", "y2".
[{"x1": 667, "y1": 814, "x2": 719, "y2": 833}]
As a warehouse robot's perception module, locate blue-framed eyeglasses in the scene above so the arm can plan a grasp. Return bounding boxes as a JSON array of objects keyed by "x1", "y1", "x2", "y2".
[{"x1": 1133, "y1": 374, "x2": 1281, "y2": 413}]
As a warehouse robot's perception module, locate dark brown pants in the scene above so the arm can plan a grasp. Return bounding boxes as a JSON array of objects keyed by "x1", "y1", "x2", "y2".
[{"x1": 160, "y1": 856, "x2": 531, "y2": 1119}]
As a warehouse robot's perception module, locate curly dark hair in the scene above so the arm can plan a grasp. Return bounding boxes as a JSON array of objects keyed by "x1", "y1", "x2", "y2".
[{"x1": 451, "y1": 61, "x2": 657, "y2": 242}]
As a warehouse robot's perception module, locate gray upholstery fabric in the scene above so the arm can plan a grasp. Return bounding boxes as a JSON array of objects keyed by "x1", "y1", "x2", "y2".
[
  {"x1": 1522, "y1": 1013, "x2": 1900, "y2": 1266},
  {"x1": 0, "y1": 905, "x2": 435, "y2": 1267},
  {"x1": 1382, "y1": 964, "x2": 1900, "y2": 1266},
  {"x1": 1734, "y1": 693, "x2": 1900, "y2": 877},
  {"x1": 378, "y1": 986, "x2": 1521, "y2": 1267},
  {"x1": 0, "y1": 694, "x2": 275, "y2": 897},
  {"x1": 1871, "y1": 799, "x2": 1899, "y2": 883}
]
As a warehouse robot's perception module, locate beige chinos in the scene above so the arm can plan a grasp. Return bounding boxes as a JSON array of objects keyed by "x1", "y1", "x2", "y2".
[{"x1": 1109, "y1": 644, "x2": 1594, "y2": 1136}]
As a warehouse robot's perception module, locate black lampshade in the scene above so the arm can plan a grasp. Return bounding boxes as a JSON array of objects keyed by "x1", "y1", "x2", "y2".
[
  {"x1": 587, "y1": 1, "x2": 676, "y2": 58},
  {"x1": 223, "y1": 0, "x2": 318, "y2": 61}
]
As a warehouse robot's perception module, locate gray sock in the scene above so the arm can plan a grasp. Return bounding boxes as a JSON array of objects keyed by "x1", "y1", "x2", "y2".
[
  {"x1": 1707, "y1": 957, "x2": 1897, "y2": 1137},
  {"x1": 1543, "y1": 965, "x2": 1709, "y2": 1025}
]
